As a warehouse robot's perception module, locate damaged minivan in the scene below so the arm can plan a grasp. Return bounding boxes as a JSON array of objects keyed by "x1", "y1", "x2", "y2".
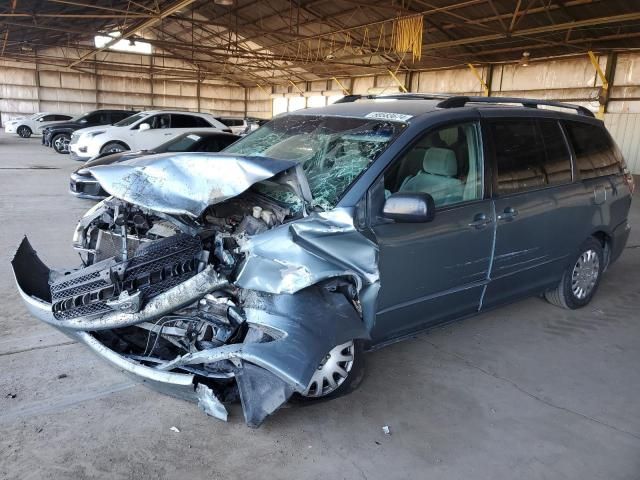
[{"x1": 12, "y1": 94, "x2": 633, "y2": 427}]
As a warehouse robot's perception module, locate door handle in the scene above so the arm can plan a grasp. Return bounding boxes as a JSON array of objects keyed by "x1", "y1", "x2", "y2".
[
  {"x1": 497, "y1": 207, "x2": 518, "y2": 221},
  {"x1": 468, "y1": 213, "x2": 492, "y2": 229},
  {"x1": 163, "y1": 133, "x2": 173, "y2": 136}
]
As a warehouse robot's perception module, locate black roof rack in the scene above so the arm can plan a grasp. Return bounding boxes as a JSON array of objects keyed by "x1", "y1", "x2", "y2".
[
  {"x1": 436, "y1": 95, "x2": 595, "y2": 117},
  {"x1": 332, "y1": 93, "x2": 453, "y2": 103}
]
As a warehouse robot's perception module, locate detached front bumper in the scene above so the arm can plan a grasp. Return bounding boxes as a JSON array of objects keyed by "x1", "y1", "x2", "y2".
[{"x1": 11, "y1": 237, "x2": 368, "y2": 426}]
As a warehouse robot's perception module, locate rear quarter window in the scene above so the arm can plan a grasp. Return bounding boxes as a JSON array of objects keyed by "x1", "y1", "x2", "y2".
[{"x1": 563, "y1": 121, "x2": 622, "y2": 179}]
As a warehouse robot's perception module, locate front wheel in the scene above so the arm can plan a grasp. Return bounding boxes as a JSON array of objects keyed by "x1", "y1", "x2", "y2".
[
  {"x1": 545, "y1": 237, "x2": 604, "y2": 309},
  {"x1": 17, "y1": 126, "x2": 32, "y2": 138},
  {"x1": 52, "y1": 134, "x2": 70, "y2": 154},
  {"x1": 294, "y1": 339, "x2": 365, "y2": 402},
  {"x1": 100, "y1": 142, "x2": 128, "y2": 154}
]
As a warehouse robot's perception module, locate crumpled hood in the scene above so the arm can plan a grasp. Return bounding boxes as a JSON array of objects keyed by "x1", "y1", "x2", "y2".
[{"x1": 89, "y1": 152, "x2": 306, "y2": 217}]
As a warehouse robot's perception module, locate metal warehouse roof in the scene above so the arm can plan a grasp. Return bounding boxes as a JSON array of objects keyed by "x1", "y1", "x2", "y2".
[{"x1": 1, "y1": 0, "x2": 640, "y2": 86}]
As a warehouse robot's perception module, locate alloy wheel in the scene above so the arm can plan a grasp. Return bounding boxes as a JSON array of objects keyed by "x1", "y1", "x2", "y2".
[
  {"x1": 571, "y1": 248, "x2": 600, "y2": 299},
  {"x1": 54, "y1": 135, "x2": 69, "y2": 153}
]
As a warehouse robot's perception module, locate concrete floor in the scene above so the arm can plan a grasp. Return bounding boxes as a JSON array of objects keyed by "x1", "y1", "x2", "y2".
[{"x1": 0, "y1": 131, "x2": 639, "y2": 480}]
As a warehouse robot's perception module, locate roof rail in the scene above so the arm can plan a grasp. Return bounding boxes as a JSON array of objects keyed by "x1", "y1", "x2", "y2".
[
  {"x1": 332, "y1": 94, "x2": 376, "y2": 103},
  {"x1": 333, "y1": 93, "x2": 453, "y2": 103},
  {"x1": 436, "y1": 96, "x2": 595, "y2": 117}
]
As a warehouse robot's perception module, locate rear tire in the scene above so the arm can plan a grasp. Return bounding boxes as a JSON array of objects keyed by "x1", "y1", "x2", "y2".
[
  {"x1": 52, "y1": 134, "x2": 70, "y2": 154},
  {"x1": 292, "y1": 339, "x2": 365, "y2": 404},
  {"x1": 17, "y1": 126, "x2": 32, "y2": 138},
  {"x1": 100, "y1": 142, "x2": 128, "y2": 154},
  {"x1": 545, "y1": 237, "x2": 604, "y2": 309}
]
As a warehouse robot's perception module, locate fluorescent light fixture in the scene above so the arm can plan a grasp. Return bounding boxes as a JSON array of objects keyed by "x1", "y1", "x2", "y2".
[{"x1": 95, "y1": 32, "x2": 152, "y2": 55}]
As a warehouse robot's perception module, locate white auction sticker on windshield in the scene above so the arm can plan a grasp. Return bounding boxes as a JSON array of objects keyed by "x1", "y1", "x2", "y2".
[{"x1": 365, "y1": 112, "x2": 412, "y2": 122}]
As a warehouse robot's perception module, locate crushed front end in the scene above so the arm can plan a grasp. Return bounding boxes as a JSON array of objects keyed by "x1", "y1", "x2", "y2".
[{"x1": 11, "y1": 154, "x2": 371, "y2": 427}]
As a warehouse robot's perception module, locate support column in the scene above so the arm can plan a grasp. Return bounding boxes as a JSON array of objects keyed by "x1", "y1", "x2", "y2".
[
  {"x1": 34, "y1": 49, "x2": 41, "y2": 111},
  {"x1": 588, "y1": 51, "x2": 615, "y2": 120},
  {"x1": 150, "y1": 69, "x2": 155, "y2": 109},
  {"x1": 468, "y1": 63, "x2": 490, "y2": 96},
  {"x1": 94, "y1": 58, "x2": 99, "y2": 109},
  {"x1": 196, "y1": 72, "x2": 201, "y2": 113}
]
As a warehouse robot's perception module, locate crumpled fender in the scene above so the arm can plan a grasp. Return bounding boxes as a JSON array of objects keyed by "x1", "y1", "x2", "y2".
[{"x1": 235, "y1": 208, "x2": 379, "y2": 294}]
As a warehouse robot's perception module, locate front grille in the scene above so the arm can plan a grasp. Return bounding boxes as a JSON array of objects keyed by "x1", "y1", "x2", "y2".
[{"x1": 50, "y1": 234, "x2": 203, "y2": 321}]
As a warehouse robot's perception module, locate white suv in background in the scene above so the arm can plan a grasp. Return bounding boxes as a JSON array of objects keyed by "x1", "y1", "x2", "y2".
[
  {"x1": 68, "y1": 110, "x2": 230, "y2": 161},
  {"x1": 5, "y1": 112, "x2": 74, "y2": 138}
]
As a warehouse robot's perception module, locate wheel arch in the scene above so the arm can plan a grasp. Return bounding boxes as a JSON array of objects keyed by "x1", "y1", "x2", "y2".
[
  {"x1": 591, "y1": 230, "x2": 612, "y2": 270},
  {"x1": 100, "y1": 140, "x2": 130, "y2": 153}
]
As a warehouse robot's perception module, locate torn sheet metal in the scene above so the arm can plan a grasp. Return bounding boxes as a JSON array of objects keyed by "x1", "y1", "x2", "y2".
[
  {"x1": 236, "y1": 363, "x2": 294, "y2": 428},
  {"x1": 89, "y1": 153, "x2": 301, "y2": 218},
  {"x1": 196, "y1": 384, "x2": 228, "y2": 421},
  {"x1": 236, "y1": 208, "x2": 379, "y2": 294},
  {"x1": 155, "y1": 288, "x2": 368, "y2": 391}
]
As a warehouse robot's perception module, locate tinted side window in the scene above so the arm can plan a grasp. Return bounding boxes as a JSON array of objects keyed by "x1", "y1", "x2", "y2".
[
  {"x1": 563, "y1": 121, "x2": 621, "y2": 179},
  {"x1": 171, "y1": 114, "x2": 204, "y2": 128},
  {"x1": 111, "y1": 112, "x2": 131, "y2": 122},
  {"x1": 490, "y1": 119, "x2": 571, "y2": 195},
  {"x1": 84, "y1": 113, "x2": 102, "y2": 124},
  {"x1": 538, "y1": 119, "x2": 572, "y2": 185},
  {"x1": 57, "y1": 115, "x2": 73, "y2": 121},
  {"x1": 42, "y1": 115, "x2": 58, "y2": 121},
  {"x1": 193, "y1": 116, "x2": 212, "y2": 128}
]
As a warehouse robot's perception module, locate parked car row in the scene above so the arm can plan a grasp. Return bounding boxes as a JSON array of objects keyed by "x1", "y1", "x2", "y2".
[
  {"x1": 4, "y1": 112, "x2": 74, "y2": 138},
  {"x1": 42, "y1": 109, "x2": 138, "y2": 153},
  {"x1": 4, "y1": 109, "x2": 263, "y2": 154},
  {"x1": 68, "y1": 110, "x2": 230, "y2": 161}
]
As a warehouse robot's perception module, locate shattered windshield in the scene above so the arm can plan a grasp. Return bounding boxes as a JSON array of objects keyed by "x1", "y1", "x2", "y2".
[{"x1": 224, "y1": 114, "x2": 405, "y2": 210}]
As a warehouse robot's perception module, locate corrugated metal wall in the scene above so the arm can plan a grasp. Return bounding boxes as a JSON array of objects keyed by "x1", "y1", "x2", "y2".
[
  {"x1": 605, "y1": 114, "x2": 640, "y2": 174},
  {"x1": 0, "y1": 57, "x2": 246, "y2": 125}
]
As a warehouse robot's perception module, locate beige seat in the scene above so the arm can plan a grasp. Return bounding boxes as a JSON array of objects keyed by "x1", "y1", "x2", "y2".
[{"x1": 400, "y1": 147, "x2": 464, "y2": 206}]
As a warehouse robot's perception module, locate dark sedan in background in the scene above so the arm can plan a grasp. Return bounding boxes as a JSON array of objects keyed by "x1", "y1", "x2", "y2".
[
  {"x1": 69, "y1": 130, "x2": 240, "y2": 199},
  {"x1": 43, "y1": 109, "x2": 138, "y2": 153}
]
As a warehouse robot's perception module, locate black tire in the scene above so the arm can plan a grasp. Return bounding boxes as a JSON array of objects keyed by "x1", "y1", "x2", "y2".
[
  {"x1": 17, "y1": 126, "x2": 32, "y2": 138},
  {"x1": 292, "y1": 339, "x2": 365, "y2": 404},
  {"x1": 545, "y1": 237, "x2": 604, "y2": 309},
  {"x1": 52, "y1": 133, "x2": 70, "y2": 154},
  {"x1": 100, "y1": 142, "x2": 128, "y2": 154}
]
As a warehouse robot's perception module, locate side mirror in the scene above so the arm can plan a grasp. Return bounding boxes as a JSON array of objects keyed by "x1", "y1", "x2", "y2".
[
  {"x1": 382, "y1": 192, "x2": 435, "y2": 223},
  {"x1": 138, "y1": 123, "x2": 150, "y2": 131}
]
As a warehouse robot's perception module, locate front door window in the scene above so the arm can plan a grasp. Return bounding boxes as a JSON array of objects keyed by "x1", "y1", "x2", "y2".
[{"x1": 383, "y1": 122, "x2": 483, "y2": 208}]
